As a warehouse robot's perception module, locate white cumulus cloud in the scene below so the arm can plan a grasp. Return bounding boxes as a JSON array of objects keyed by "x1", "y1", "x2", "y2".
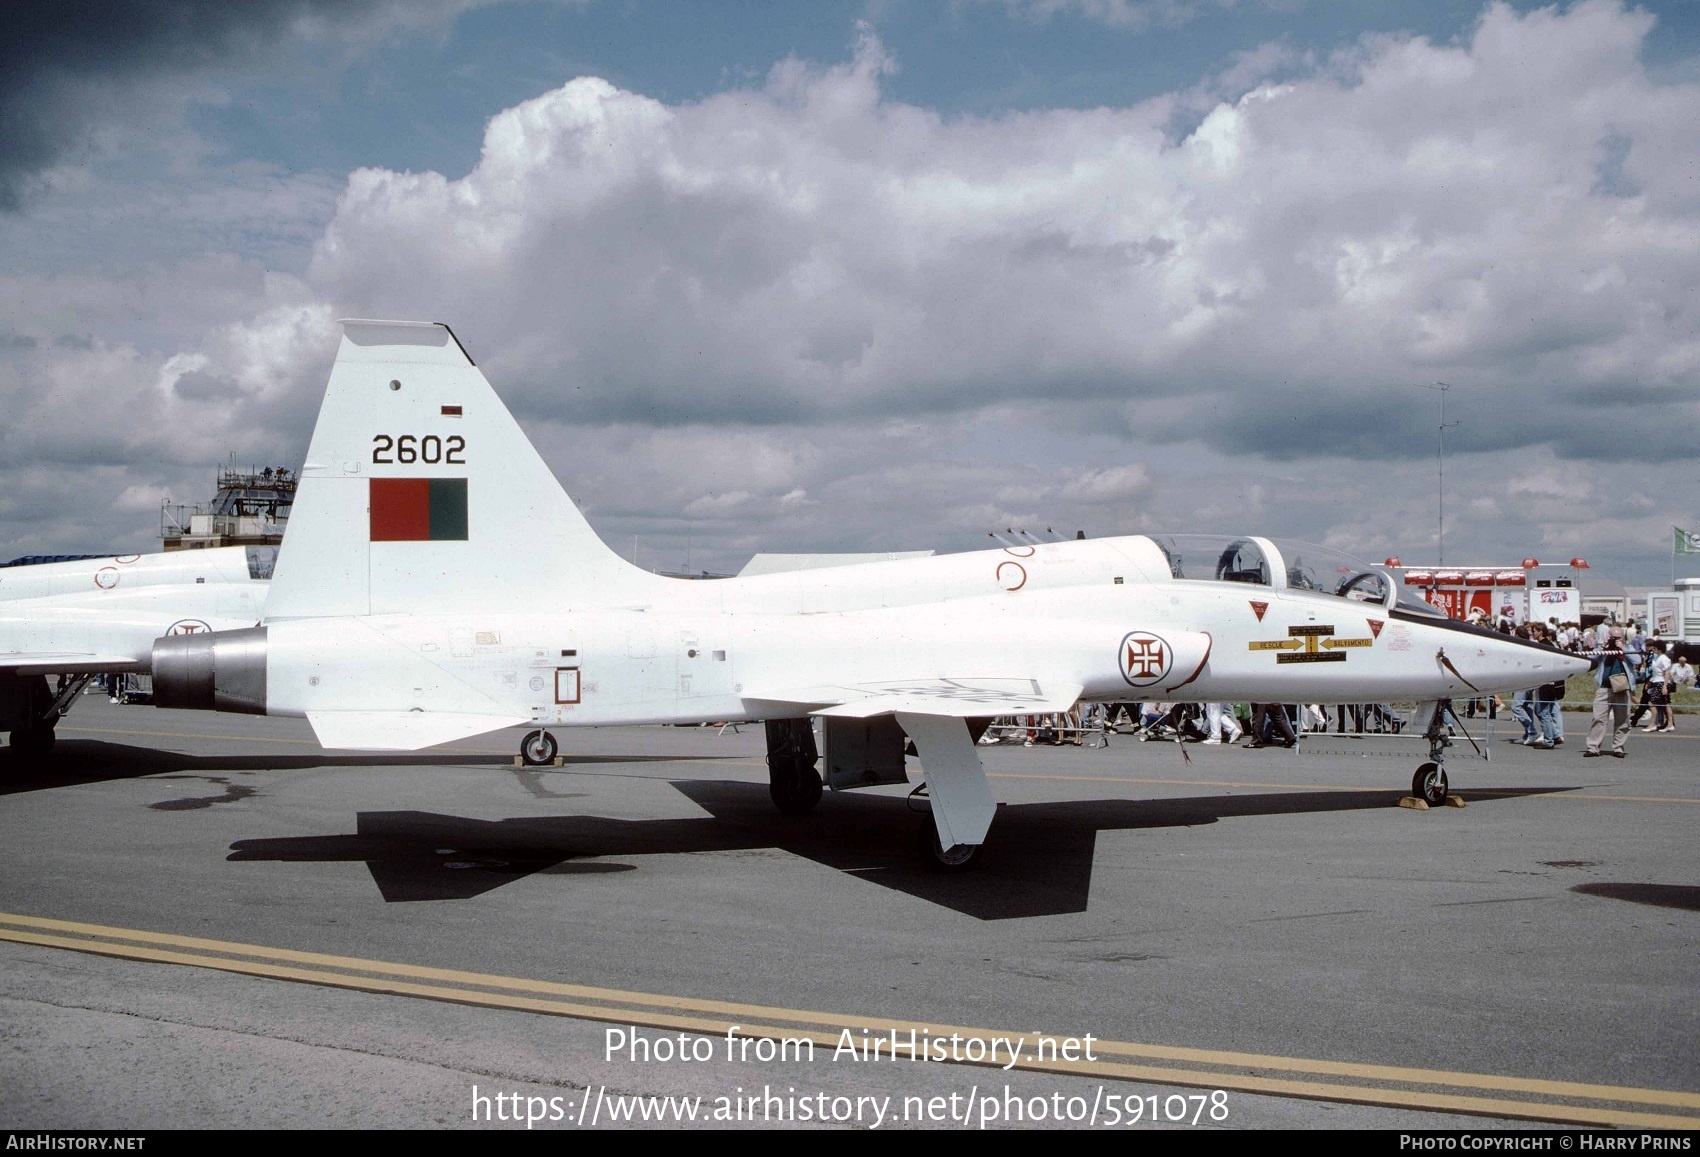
[{"x1": 4, "y1": 1, "x2": 1697, "y2": 580}]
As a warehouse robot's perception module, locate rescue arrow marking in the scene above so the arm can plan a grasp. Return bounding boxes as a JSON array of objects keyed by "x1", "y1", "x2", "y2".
[{"x1": 1249, "y1": 624, "x2": 1372, "y2": 664}]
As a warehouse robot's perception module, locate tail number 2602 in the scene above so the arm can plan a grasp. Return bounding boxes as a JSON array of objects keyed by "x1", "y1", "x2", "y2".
[{"x1": 372, "y1": 435, "x2": 465, "y2": 464}]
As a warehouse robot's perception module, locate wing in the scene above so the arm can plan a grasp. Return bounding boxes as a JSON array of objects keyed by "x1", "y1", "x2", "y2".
[
  {"x1": 0, "y1": 652, "x2": 142, "y2": 676},
  {"x1": 744, "y1": 676, "x2": 1084, "y2": 719}
]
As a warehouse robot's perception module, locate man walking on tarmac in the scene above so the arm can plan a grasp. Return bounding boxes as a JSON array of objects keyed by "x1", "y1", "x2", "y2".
[{"x1": 1584, "y1": 626, "x2": 1637, "y2": 758}]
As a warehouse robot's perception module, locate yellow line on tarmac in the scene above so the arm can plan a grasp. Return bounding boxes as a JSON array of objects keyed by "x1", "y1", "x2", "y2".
[
  {"x1": 1469, "y1": 791, "x2": 1700, "y2": 806},
  {"x1": 991, "y1": 773, "x2": 1700, "y2": 804},
  {"x1": 0, "y1": 911, "x2": 1695, "y2": 1128},
  {"x1": 1545, "y1": 793, "x2": 1700, "y2": 804},
  {"x1": 989, "y1": 773, "x2": 1369, "y2": 792},
  {"x1": 57, "y1": 725, "x2": 323, "y2": 745}
]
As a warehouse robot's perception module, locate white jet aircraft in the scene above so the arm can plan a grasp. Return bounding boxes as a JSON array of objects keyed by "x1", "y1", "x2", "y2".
[
  {"x1": 0, "y1": 547, "x2": 272, "y2": 756},
  {"x1": 141, "y1": 320, "x2": 1587, "y2": 867}
]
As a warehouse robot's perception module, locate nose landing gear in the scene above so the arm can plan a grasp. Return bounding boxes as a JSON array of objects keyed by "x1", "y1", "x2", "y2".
[
  {"x1": 1408, "y1": 698, "x2": 1463, "y2": 807},
  {"x1": 1412, "y1": 761, "x2": 1449, "y2": 807},
  {"x1": 519, "y1": 729, "x2": 558, "y2": 765}
]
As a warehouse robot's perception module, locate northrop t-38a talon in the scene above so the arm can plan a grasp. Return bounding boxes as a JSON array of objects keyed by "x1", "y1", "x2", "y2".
[
  {"x1": 0, "y1": 547, "x2": 271, "y2": 757},
  {"x1": 63, "y1": 320, "x2": 1585, "y2": 867}
]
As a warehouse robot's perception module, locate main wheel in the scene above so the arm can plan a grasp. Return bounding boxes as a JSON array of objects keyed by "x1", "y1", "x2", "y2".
[
  {"x1": 919, "y1": 820, "x2": 981, "y2": 872},
  {"x1": 8, "y1": 724, "x2": 56, "y2": 760},
  {"x1": 768, "y1": 759, "x2": 822, "y2": 815},
  {"x1": 1412, "y1": 762, "x2": 1448, "y2": 806},
  {"x1": 520, "y1": 729, "x2": 558, "y2": 766}
]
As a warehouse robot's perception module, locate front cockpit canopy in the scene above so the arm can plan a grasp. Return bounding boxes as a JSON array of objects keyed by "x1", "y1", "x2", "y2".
[{"x1": 1138, "y1": 535, "x2": 1443, "y2": 617}]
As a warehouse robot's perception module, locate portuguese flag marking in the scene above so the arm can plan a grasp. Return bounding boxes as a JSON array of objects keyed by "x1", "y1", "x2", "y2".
[{"x1": 370, "y1": 478, "x2": 468, "y2": 541}]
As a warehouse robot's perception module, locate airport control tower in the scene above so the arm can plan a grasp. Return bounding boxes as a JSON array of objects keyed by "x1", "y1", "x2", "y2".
[{"x1": 159, "y1": 464, "x2": 296, "y2": 552}]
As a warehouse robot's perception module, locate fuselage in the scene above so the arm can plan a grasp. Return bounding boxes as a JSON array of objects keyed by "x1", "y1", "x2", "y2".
[
  {"x1": 0, "y1": 547, "x2": 269, "y2": 672},
  {"x1": 252, "y1": 534, "x2": 1587, "y2": 728}
]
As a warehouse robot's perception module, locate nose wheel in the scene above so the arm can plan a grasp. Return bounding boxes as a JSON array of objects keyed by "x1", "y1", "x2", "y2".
[
  {"x1": 520, "y1": 729, "x2": 558, "y2": 765},
  {"x1": 1412, "y1": 762, "x2": 1448, "y2": 807}
]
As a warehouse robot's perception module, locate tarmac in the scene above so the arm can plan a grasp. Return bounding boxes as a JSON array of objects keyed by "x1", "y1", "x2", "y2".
[{"x1": 1, "y1": 697, "x2": 1696, "y2": 1130}]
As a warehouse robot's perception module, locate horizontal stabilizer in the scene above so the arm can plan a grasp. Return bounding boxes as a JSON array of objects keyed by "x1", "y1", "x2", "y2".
[
  {"x1": 737, "y1": 551, "x2": 934, "y2": 577},
  {"x1": 306, "y1": 710, "x2": 531, "y2": 752},
  {"x1": 0, "y1": 652, "x2": 141, "y2": 676},
  {"x1": 752, "y1": 677, "x2": 1084, "y2": 719}
]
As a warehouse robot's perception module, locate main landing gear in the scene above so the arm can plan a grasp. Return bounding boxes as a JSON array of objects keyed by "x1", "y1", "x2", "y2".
[
  {"x1": 7, "y1": 721, "x2": 57, "y2": 760},
  {"x1": 3, "y1": 673, "x2": 91, "y2": 765},
  {"x1": 764, "y1": 718, "x2": 822, "y2": 815},
  {"x1": 908, "y1": 783, "x2": 981, "y2": 872},
  {"x1": 897, "y1": 713, "x2": 997, "y2": 872},
  {"x1": 760, "y1": 714, "x2": 996, "y2": 869}
]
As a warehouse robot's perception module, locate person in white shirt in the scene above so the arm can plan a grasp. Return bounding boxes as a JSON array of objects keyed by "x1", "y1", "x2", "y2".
[{"x1": 1637, "y1": 642, "x2": 1676, "y2": 732}]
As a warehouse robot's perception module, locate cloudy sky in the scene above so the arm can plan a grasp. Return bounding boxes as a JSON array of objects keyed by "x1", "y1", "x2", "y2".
[{"x1": 3, "y1": 1, "x2": 1696, "y2": 582}]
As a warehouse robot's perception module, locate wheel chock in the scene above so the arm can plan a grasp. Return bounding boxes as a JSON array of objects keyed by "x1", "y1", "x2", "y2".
[
  {"x1": 1397, "y1": 796, "x2": 1429, "y2": 810},
  {"x1": 1444, "y1": 795, "x2": 1466, "y2": 808},
  {"x1": 553, "y1": 755, "x2": 565, "y2": 767},
  {"x1": 512, "y1": 756, "x2": 524, "y2": 768}
]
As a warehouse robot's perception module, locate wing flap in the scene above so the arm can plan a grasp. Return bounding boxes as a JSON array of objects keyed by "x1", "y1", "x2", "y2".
[{"x1": 306, "y1": 710, "x2": 531, "y2": 751}]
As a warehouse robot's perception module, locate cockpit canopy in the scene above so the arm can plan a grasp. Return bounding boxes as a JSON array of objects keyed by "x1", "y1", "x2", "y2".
[{"x1": 1138, "y1": 535, "x2": 1444, "y2": 618}]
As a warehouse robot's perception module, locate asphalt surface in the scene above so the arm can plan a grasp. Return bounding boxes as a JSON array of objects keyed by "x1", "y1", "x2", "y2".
[{"x1": 2, "y1": 697, "x2": 1696, "y2": 1130}]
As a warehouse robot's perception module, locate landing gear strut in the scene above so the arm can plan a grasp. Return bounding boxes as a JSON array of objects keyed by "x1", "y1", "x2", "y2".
[
  {"x1": 764, "y1": 718, "x2": 822, "y2": 815},
  {"x1": 1412, "y1": 698, "x2": 1453, "y2": 806}
]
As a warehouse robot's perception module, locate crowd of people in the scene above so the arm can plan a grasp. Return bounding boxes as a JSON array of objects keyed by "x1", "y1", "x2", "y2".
[
  {"x1": 990, "y1": 701, "x2": 1404, "y2": 748},
  {"x1": 1573, "y1": 620, "x2": 1690, "y2": 758}
]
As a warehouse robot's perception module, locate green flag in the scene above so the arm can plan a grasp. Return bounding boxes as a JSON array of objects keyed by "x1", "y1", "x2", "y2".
[{"x1": 1676, "y1": 526, "x2": 1700, "y2": 555}]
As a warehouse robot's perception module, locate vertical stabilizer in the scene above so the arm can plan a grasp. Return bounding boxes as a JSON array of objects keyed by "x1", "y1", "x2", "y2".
[{"x1": 266, "y1": 320, "x2": 658, "y2": 620}]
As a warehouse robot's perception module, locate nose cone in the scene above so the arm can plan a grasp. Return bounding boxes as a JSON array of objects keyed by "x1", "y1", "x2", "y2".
[{"x1": 1448, "y1": 631, "x2": 1591, "y2": 695}]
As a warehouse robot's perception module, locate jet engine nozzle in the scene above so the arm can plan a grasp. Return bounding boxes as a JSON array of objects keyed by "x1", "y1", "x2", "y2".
[{"x1": 151, "y1": 626, "x2": 268, "y2": 715}]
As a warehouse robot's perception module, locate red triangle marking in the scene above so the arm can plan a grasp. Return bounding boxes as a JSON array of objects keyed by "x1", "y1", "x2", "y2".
[
  {"x1": 1250, "y1": 601, "x2": 1268, "y2": 622},
  {"x1": 1367, "y1": 618, "x2": 1384, "y2": 638}
]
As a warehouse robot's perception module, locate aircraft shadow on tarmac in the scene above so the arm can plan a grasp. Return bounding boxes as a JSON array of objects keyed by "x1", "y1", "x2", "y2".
[
  {"x1": 1570, "y1": 882, "x2": 1700, "y2": 912},
  {"x1": 0, "y1": 740, "x2": 696, "y2": 797},
  {"x1": 226, "y1": 780, "x2": 1574, "y2": 920}
]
